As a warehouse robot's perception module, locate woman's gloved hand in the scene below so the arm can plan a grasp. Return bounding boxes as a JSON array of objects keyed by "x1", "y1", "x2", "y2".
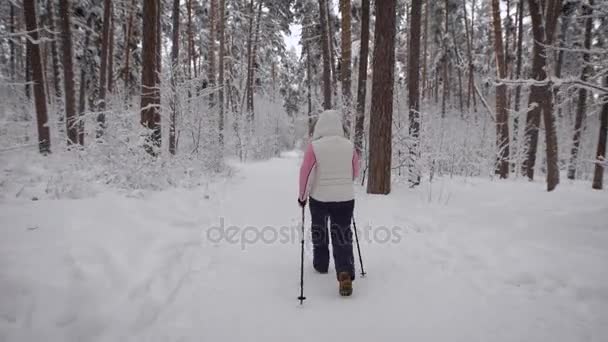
[{"x1": 298, "y1": 198, "x2": 307, "y2": 208}]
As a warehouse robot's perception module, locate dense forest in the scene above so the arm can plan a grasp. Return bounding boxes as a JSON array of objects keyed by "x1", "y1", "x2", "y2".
[{"x1": 1, "y1": 0, "x2": 607, "y2": 192}]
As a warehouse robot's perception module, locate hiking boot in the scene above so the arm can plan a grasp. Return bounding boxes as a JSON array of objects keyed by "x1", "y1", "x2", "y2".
[{"x1": 338, "y1": 272, "x2": 353, "y2": 297}]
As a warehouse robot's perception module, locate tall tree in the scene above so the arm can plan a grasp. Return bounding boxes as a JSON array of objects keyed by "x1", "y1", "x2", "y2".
[
  {"x1": 408, "y1": 0, "x2": 423, "y2": 186},
  {"x1": 107, "y1": 6, "x2": 115, "y2": 94},
  {"x1": 567, "y1": 1, "x2": 594, "y2": 180},
  {"x1": 23, "y1": 0, "x2": 51, "y2": 153},
  {"x1": 218, "y1": 0, "x2": 226, "y2": 148},
  {"x1": 78, "y1": 14, "x2": 94, "y2": 146},
  {"x1": 367, "y1": 0, "x2": 397, "y2": 195},
  {"x1": 522, "y1": 0, "x2": 561, "y2": 191},
  {"x1": 592, "y1": 77, "x2": 608, "y2": 190},
  {"x1": 512, "y1": 0, "x2": 524, "y2": 171},
  {"x1": 9, "y1": 3, "x2": 16, "y2": 80},
  {"x1": 170, "y1": 0, "x2": 180, "y2": 155},
  {"x1": 354, "y1": 0, "x2": 370, "y2": 151},
  {"x1": 340, "y1": 0, "x2": 352, "y2": 134},
  {"x1": 47, "y1": 0, "x2": 62, "y2": 103},
  {"x1": 491, "y1": 0, "x2": 510, "y2": 178},
  {"x1": 96, "y1": 0, "x2": 112, "y2": 138},
  {"x1": 123, "y1": 0, "x2": 135, "y2": 92},
  {"x1": 209, "y1": 0, "x2": 217, "y2": 109},
  {"x1": 58, "y1": 0, "x2": 78, "y2": 145},
  {"x1": 318, "y1": 0, "x2": 332, "y2": 109},
  {"x1": 141, "y1": 0, "x2": 160, "y2": 154}
]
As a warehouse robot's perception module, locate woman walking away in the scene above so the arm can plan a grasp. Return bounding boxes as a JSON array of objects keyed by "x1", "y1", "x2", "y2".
[{"x1": 298, "y1": 110, "x2": 360, "y2": 297}]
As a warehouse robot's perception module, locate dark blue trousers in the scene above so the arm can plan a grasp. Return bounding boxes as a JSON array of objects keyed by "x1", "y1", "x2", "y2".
[{"x1": 309, "y1": 197, "x2": 355, "y2": 280}]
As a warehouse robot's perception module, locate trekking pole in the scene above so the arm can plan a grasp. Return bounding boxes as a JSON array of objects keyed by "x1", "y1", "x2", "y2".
[
  {"x1": 352, "y1": 217, "x2": 366, "y2": 277},
  {"x1": 298, "y1": 206, "x2": 307, "y2": 305}
]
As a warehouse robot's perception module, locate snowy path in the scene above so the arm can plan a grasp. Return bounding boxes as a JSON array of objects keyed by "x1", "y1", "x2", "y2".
[{"x1": 1, "y1": 153, "x2": 608, "y2": 341}]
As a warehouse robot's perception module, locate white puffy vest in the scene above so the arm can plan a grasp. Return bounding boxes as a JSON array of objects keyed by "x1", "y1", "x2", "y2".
[{"x1": 310, "y1": 136, "x2": 355, "y2": 202}]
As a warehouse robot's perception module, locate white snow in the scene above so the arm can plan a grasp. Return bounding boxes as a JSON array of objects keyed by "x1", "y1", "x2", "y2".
[{"x1": 1, "y1": 152, "x2": 607, "y2": 341}]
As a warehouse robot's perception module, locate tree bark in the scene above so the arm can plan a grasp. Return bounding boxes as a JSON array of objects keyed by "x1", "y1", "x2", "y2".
[
  {"x1": 491, "y1": 0, "x2": 510, "y2": 178},
  {"x1": 408, "y1": 0, "x2": 423, "y2": 186},
  {"x1": 592, "y1": 77, "x2": 608, "y2": 190},
  {"x1": 307, "y1": 44, "x2": 314, "y2": 137},
  {"x1": 78, "y1": 15, "x2": 94, "y2": 146},
  {"x1": 123, "y1": 0, "x2": 135, "y2": 93},
  {"x1": 96, "y1": 0, "x2": 112, "y2": 138},
  {"x1": 9, "y1": 3, "x2": 16, "y2": 81},
  {"x1": 422, "y1": 0, "x2": 429, "y2": 100},
  {"x1": 367, "y1": 0, "x2": 396, "y2": 195},
  {"x1": 567, "y1": 1, "x2": 593, "y2": 180},
  {"x1": 318, "y1": 0, "x2": 332, "y2": 109},
  {"x1": 58, "y1": 0, "x2": 78, "y2": 145},
  {"x1": 209, "y1": 0, "x2": 217, "y2": 109},
  {"x1": 23, "y1": 0, "x2": 51, "y2": 153},
  {"x1": 522, "y1": 0, "x2": 561, "y2": 191},
  {"x1": 218, "y1": 0, "x2": 226, "y2": 148},
  {"x1": 340, "y1": 0, "x2": 352, "y2": 135},
  {"x1": 512, "y1": 0, "x2": 524, "y2": 171},
  {"x1": 47, "y1": 0, "x2": 62, "y2": 102},
  {"x1": 141, "y1": 0, "x2": 160, "y2": 155},
  {"x1": 170, "y1": 0, "x2": 180, "y2": 155},
  {"x1": 107, "y1": 5, "x2": 114, "y2": 94},
  {"x1": 354, "y1": 0, "x2": 370, "y2": 151}
]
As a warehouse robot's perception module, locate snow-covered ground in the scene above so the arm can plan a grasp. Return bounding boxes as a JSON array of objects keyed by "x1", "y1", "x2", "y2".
[{"x1": 1, "y1": 152, "x2": 607, "y2": 341}]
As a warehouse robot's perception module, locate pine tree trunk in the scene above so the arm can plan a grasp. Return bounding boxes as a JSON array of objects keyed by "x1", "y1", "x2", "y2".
[
  {"x1": 523, "y1": 0, "x2": 561, "y2": 191},
  {"x1": 23, "y1": 0, "x2": 51, "y2": 153},
  {"x1": 441, "y1": 0, "x2": 449, "y2": 118},
  {"x1": 408, "y1": 0, "x2": 423, "y2": 186},
  {"x1": 141, "y1": 0, "x2": 160, "y2": 155},
  {"x1": 123, "y1": 0, "x2": 135, "y2": 94},
  {"x1": 354, "y1": 0, "x2": 370, "y2": 151},
  {"x1": 307, "y1": 44, "x2": 314, "y2": 137},
  {"x1": 491, "y1": 0, "x2": 510, "y2": 178},
  {"x1": 512, "y1": 0, "x2": 524, "y2": 171},
  {"x1": 327, "y1": 0, "x2": 337, "y2": 98},
  {"x1": 247, "y1": 0, "x2": 263, "y2": 120},
  {"x1": 318, "y1": 0, "x2": 332, "y2": 109},
  {"x1": 58, "y1": 0, "x2": 78, "y2": 145},
  {"x1": 107, "y1": 6, "x2": 114, "y2": 94},
  {"x1": 97, "y1": 0, "x2": 112, "y2": 138},
  {"x1": 421, "y1": 0, "x2": 429, "y2": 100},
  {"x1": 9, "y1": 3, "x2": 16, "y2": 81},
  {"x1": 78, "y1": 15, "x2": 93, "y2": 146},
  {"x1": 25, "y1": 39, "x2": 31, "y2": 100},
  {"x1": 592, "y1": 77, "x2": 608, "y2": 190},
  {"x1": 47, "y1": 0, "x2": 62, "y2": 102},
  {"x1": 567, "y1": 1, "x2": 593, "y2": 180},
  {"x1": 367, "y1": 0, "x2": 396, "y2": 195},
  {"x1": 218, "y1": 0, "x2": 226, "y2": 148},
  {"x1": 209, "y1": 0, "x2": 217, "y2": 109},
  {"x1": 340, "y1": 0, "x2": 352, "y2": 135},
  {"x1": 170, "y1": 0, "x2": 180, "y2": 155}
]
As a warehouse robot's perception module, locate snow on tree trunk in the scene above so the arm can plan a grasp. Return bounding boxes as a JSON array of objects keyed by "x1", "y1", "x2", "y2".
[
  {"x1": 140, "y1": 0, "x2": 160, "y2": 155},
  {"x1": 408, "y1": 0, "x2": 423, "y2": 186},
  {"x1": 354, "y1": 0, "x2": 370, "y2": 152},
  {"x1": 367, "y1": 0, "x2": 397, "y2": 195},
  {"x1": 47, "y1": 0, "x2": 62, "y2": 103},
  {"x1": 96, "y1": 0, "x2": 112, "y2": 138},
  {"x1": 170, "y1": 0, "x2": 180, "y2": 155},
  {"x1": 592, "y1": 77, "x2": 608, "y2": 190},
  {"x1": 522, "y1": 0, "x2": 562, "y2": 191},
  {"x1": 567, "y1": 1, "x2": 593, "y2": 180}
]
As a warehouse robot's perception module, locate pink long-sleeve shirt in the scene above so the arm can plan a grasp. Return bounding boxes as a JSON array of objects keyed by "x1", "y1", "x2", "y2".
[{"x1": 298, "y1": 144, "x2": 360, "y2": 202}]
